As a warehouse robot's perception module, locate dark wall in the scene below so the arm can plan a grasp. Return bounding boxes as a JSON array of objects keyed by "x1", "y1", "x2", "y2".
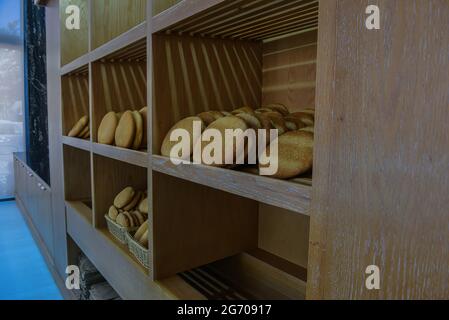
[{"x1": 24, "y1": 0, "x2": 50, "y2": 185}]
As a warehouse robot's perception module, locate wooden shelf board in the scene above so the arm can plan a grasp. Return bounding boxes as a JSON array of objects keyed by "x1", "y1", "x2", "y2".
[
  {"x1": 60, "y1": 54, "x2": 90, "y2": 76},
  {"x1": 92, "y1": 143, "x2": 148, "y2": 168},
  {"x1": 65, "y1": 200, "x2": 92, "y2": 225},
  {"x1": 90, "y1": 22, "x2": 147, "y2": 63},
  {"x1": 62, "y1": 136, "x2": 91, "y2": 152},
  {"x1": 152, "y1": 0, "x2": 225, "y2": 33},
  {"x1": 152, "y1": 155, "x2": 311, "y2": 215}
]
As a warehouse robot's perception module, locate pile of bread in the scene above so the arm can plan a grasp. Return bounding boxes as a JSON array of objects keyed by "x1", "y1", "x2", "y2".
[
  {"x1": 68, "y1": 115, "x2": 90, "y2": 140},
  {"x1": 97, "y1": 107, "x2": 148, "y2": 151},
  {"x1": 161, "y1": 104, "x2": 314, "y2": 180},
  {"x1": 107, "y1": 187, "x2": 149, "y2": 249}
]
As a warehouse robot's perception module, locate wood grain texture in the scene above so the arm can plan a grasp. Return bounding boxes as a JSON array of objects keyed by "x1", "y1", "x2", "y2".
[
  {"x1": 308, "y1": 0, "x2": 449, "y2": 299},
  {"x1": 92, "y1": 0, "x2": 146, "y2": 49},
  {"x1": 262, "y1": 29, "x2": 317, "y2": 111},
  {"x1": 63, "y1": 145, "x2": 92, "y2": 205},
  {"x1": 60, "y1": 0, "x2": 89, "y2": 66},
  {"x1": 152, "y1": 33, "x2": 263, "y2": 153},
  {"x1": 152, "y1": 172, "x2": 259, "y2": 279},
  {"x1": 152, "y1": 0, "x2": 182, "y2": 16},
  {"x1": 258, "y1": 204, "x2": 309, "y2": 269}
]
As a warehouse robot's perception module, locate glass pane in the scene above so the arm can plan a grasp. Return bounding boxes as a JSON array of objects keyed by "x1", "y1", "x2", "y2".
[{"x1": 0, "y1": 0, "x2": 24, "y2": 199}]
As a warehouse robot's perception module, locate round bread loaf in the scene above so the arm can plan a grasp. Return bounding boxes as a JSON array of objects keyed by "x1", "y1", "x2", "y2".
[
  {"x1": 198, "y1": 111, "x2": 224, "y2": 126},
  {"x1": 131, "y1": 111, "x2": 143, "y2": 150},
  {"x1": 115, "y1": 111, "x2": 136, "y2": 149},
  {"x1": 68, "y1": 115, "x2": 89, "y2": 137},
  {"x1": 261, "y1": 131, "x2": 313, "y2": 179},
  {"x1": 123, "y1": 211, "x2": 136, "y2": 228},
  {"x1": 198, "y1": 116, "x2": 249, "y2": 167},
  {"x1": 231, "y1": 106, "x2": 255, "y2": 116},
  {"x1": 138, "y1": 197, "x2": 148, "y2": 214},
  {"x1": 300, "y1": 127, "x2": 314, "y2": 134},
  {"x1": 98, "y1": 112, "x2": 119, "y2": 145},
  {"x1": 289, "y1": 112, "x2": 314, "y2": 126},
  {"x1": 138, "y1": 230, "x2": 149, "y2": 248},
  {"x1": 264, "y1": 112, "x2": 288, "y2": 135},
  {"x1": 132, "y1": 211, "x2": 145, "y2": 226},
  {"x1": 123, "y1": 190, "x2": 142, "y2": 212},
  {"x1": 236, "y1": 113, "x2": 262, "y2": 129},
  {"x1": 134, "y1": 221, "x2": 148, "y2": 241},
  {"x1": 113, "y1": 187, "x2": 135, "y2": 209},
  {"x1": 78, "y1": 125, "x2": 89, "y2": 138},
  {"x1": 116, "y1": 213, "x2": 130, "y2": 228},
  {"x1": 264, "y1": 103, "x2": 290, "y2": 116},
  {"x1": 108, "y1": 205, "x2": 119, "y2": 221},
  {"x1": 161, "y1": 116, "x2": 205, "y2": 159}
]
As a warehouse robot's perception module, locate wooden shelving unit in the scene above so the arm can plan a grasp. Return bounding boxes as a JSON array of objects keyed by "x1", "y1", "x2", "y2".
[{"x1": 57, "y1": 0, "x2": 315, "y2": 300}]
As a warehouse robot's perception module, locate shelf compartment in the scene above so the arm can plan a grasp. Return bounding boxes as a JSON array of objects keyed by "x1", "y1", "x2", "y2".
[
  {"x1": 152, "y1": 155, "x2": 311, "y2": 215},
  {"x1": 92, "y1": 154, "x2": 148, "y2": 229},
  {"x1": 91, "y1": 38, "x2": 147, "y2": 149},
  {"x1": 63, "y1": 146, "x2": 93, "y2": 223},
  {"x1": 152, "y1": 172, "x2": 259, "y2": 280},
  {"x1": 61, "y1": 65, "x2": 90, "y2": 140},
  {"x1": 91, "y1": 0, "x2": 147, "y2": 50},
  {"x1": 60, "y1": 0, "x2": 89, "y2": 67},
  {"x1": 153, "y1": 0, "x2": 318, "y2": 40}
]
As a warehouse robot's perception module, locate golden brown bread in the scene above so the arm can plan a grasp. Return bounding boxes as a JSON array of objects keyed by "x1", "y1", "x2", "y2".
[
  {"x1": 197, "y1": 111, "x2": 224, "y2": 126},
  {"x1": 68, "y1": 115, "x2": 89, "y2": 137},
  {"x1": 161, "y1": 116, "x2": 205, "y2": 159},
  {"x1": 289, "y1": 112, "x2": 314, "y2": 126},
  {"x1": 123, "y1": 190, "x2": 143, "y2": 212},
  {"x1": 131, "y1": 111, "x2": 143, "y2": 150},
  {"x1": 108, "y1": 206, "x2": 119, "y2": 221},
  {"x1": 116, "y1": 213, "x2": 130, "y2": 228},
  {"x1": 231, "y1": 106, "x2": 255, "y2": 116},
  {"x1": 98, "y1": 112, "x2": 118, "y2": 145},
  {"x1": 261, "y1": 130, "x2": 314, "y2": 179},
  {"x1": 197, "y1": 116, "x2": 249, "y2": 167},
  {"x1": 115, "y1": 111, "x2": 136, "y2": 148},
  {"x1": 236, "y1": 113, "x2": 262, "y2": 129},
  {"x1": 134, "y1": 221, "x2": 148, "y2": 241},
  {"x1": 263, "y1": 103, "x2": 290, "y2": 116},
  {"x1": 113, "y1": 187, "x2": 135, "y2": 209}
]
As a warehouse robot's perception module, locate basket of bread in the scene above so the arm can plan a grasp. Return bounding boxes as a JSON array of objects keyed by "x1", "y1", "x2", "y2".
[
  {"x1": 105, "y1": 186, "x2": 149, "y2": 244},
  {"x1": 161, "y1": 104, "x2": 315, "y2": 180},
  {"x1": 126, "y1": 222, "x2": 150, "y2": 269}
]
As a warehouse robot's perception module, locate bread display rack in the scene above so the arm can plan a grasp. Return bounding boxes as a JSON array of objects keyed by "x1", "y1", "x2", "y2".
[{"x1": 56, "y1": 0, "x2": 315, "y2": 299}]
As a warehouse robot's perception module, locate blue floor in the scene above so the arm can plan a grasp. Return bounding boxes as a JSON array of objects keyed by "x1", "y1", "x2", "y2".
[{"x1": 0, "y1": 201, "x2": 62, "y2": 300}]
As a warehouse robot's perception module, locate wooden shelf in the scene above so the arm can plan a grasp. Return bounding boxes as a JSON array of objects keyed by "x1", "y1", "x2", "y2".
[
  {"x1": 92, "y1": 143, "x2": 148, "y2": 168},
  {"x1": 62, "y1": 136, "x2": 91, "y2": 152},
  {"x1": 90, "y1": 22, "x2": 147, "y2": 63},
  {"x1": 60, "y1": 22, "x2": 146, "y2": 76},
  {"x1": 152, "y1": 0, "x2": 224, "y2": 33},
  {"x1": 152, "y1": 155, "x2": 312, "y2": 215},
  {"x1": 153, "y1": 0, "x2": 319, "y2": 40}
]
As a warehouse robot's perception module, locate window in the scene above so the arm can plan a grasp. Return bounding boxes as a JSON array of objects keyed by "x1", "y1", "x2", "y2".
[{"x1": 0, "y1": 0, "x2": 24, "y2": 199}]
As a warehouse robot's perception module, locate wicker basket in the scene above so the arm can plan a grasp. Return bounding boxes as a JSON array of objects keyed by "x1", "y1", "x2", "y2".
[
  {"x1": 126, "y1": 231, "x2": 150, "y2": 269},
  {"x1": 105, "y1": 215, "x2": 138, "y2": 245}
]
